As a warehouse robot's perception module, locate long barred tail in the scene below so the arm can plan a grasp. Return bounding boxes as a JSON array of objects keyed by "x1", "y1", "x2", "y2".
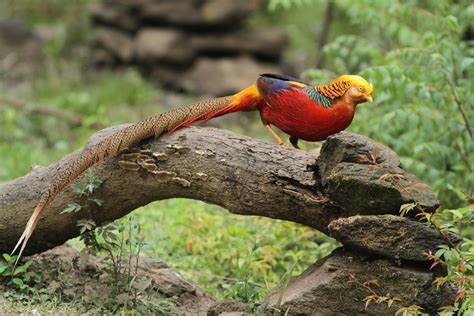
[
  {"x1": 167, "y1": 84, "x2": 262, "y2": 134},
  {"x1": 13, "y1": 85, "x2": 262, "y2": 261}
]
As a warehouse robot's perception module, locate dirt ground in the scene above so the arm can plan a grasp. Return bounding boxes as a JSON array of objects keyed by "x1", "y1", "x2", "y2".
[{"x1": 0, "y1": 245, "x2": 224, "y2": 314}]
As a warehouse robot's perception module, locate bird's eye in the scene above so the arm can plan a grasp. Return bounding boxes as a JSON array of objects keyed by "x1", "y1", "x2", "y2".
[{"x1": 358, "y1": 87, "x2": 364, "y2": 91}]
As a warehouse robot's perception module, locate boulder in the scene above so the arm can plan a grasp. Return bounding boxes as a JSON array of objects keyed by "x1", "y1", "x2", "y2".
[
  {"x1": 328, "y1": 215, "x2": 462, "y2": 261},
  {"x1": 144, "y1": 64, "x2": 186, "y2": 88},
  {"x1": 191, "y1": 28, "x2": 289, "y2": 61},
  {"x1": 139, "y1": 1, "x2": 203, "y2": 27},
  {"x1": 90, "y1": 0, "x2": 288, "y2": 95},
  {"x1": 200, "y1": 0, "x2": 261, "y2": 27},
  {"x1": 90, "y1": 1, "x2": 142, "y2": 32},
  {"x1": 96, "y1": 27, "x2": 134, "y2": 62},
  {"x1": 140, "y1": 0, "x2": 261, "y2": 29},
  {"x1": 0, "y1": 19, "x2": 44, "y2": 77},
  {"x1": 317, "y1": 132, "x2": 440, "y2": 216},
  {"x1": 135, "y1": 28, "x2": 194, "y2": 65},
  {"x1": 261, "y1": 248, "x2": 456, "y2": 315},
  {"x1": 186, "y1": 56, "x2": 280, "y2": 95}
]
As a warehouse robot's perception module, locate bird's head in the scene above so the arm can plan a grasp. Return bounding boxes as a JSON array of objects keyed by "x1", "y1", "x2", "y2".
[
  {"x1": 317, "y1": 75, "x2": 373, "y2": 105},
  {"x1": 338, "y1": 75, "x2": 373, "y2": 105}
]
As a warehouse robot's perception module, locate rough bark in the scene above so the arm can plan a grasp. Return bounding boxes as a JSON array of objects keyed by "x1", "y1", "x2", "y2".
[{"x1": 0, "y1": 127, "x2": 437, "y2": 255}]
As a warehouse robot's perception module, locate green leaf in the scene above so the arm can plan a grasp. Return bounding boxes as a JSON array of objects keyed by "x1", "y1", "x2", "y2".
[
  {"x1": 0, "y1": 265, "x2": 8, "y2": 274},
  {"x1": 460, "y1": 57, "x2": 474, "y2": 72},
  {"x1": 445, "y1": 15, "x2": 459, "y2": 31},
  {"x1": 61, "y1": 202, "x2": 82, "y2": 214},
  {"x1": 11, "y1": 277, "x2": 24, "y2": 287},
  {"x1": 90, "y1": 198, "x2": 103, "y2": 206},
  {"x1": 2, "y1": 253, "x2": 15, "y2": 264},
  {"x1": 70, "y1": 183, "x2": 86, "y2": 194}
]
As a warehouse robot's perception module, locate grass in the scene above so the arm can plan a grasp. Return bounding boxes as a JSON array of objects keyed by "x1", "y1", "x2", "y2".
[{"x1": 124, "y1": 200, "x2": 337, "y2": 301}]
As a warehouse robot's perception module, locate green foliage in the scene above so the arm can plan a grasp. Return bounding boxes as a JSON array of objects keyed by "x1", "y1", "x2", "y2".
[
  {"x1": 61, "y1": 170, "x2": 103, "y2": 220},
  {"x1": 267, "y1": 0, "x2": 314, "y2": 11},
  {"x1": 58, "y1": 172, "x2": 173, "y2": 313},
  {"x1": 0, "y1": 254, "x2": 40, "y2": 294},
  {"x1": 303, "y1": 0, "x2": 473, "y2": 208},
  {"x1": 428, "y1": 206, "x2": 474, "y2": 315},
  {"x1": 398, "y1": 195, "x2": 473, "y2": 315},
  {"x1": 131, "y1": 200, "x2": 338, "y2": 303},
  {"x1": 79, "y1": 217, "x2": 154, "y2": 313}
]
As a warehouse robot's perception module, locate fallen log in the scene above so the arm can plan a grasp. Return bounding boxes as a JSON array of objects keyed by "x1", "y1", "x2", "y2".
[{"x1": 0, "y1": 127, "x2": 438, "y2": 255}]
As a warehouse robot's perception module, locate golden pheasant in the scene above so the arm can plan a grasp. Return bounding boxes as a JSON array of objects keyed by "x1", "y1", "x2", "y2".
[{"x1": 13, "y1": 73, "x2": 373, "y2": 260}]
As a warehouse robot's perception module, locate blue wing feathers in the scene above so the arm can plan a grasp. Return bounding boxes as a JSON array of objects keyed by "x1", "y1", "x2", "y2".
[{"x1": 257, "y1": 74, "x2": 335, "y2": 108}]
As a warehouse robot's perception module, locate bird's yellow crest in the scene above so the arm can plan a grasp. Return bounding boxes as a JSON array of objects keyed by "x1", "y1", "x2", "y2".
[
  {"x1": 317, "y1": 75, "x2": 373, "y2": 99},
  {"x1": 335, "y1": 75, "x2": 373, "y2": 94}
]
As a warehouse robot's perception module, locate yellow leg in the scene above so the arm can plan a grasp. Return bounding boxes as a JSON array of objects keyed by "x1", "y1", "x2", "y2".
[{"x1": 264, "y1": 124, "x2": 286, "y2": 146}]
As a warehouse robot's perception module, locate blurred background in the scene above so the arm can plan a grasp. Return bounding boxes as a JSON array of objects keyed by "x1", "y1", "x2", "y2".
[{"x1": 0, "y1": 0, "x2": 472, "y2": 312}]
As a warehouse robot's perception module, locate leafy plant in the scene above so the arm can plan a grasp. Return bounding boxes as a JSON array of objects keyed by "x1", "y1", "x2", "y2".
[
  {"x1": 0, "y1": 254, "x2": 41, "y2": 294},
  {"x1": 425, "y1": 207, "x2": 473, "y2": 315},
  {"x1": 305, "y1": 0, "x2": 473, "y2": 208},
  {"x1": 398, "y1": 193, "x2": 473, "y2": 314},
  {"x1": 61, "y1": 169, "x2": 104, "y2": 217},
  {"x1": 61, "y1": 171, "x2": 160, "y2": 312}
]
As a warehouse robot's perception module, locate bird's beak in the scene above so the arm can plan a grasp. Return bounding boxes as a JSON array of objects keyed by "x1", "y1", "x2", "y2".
[{"x1": 365, "y1": 94, "x2": 373, "y2": 103}]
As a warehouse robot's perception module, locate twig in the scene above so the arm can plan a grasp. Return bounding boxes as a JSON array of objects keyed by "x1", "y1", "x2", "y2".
[{"x1": 443, "y1": 73, "x2": 472, "y2": 138}]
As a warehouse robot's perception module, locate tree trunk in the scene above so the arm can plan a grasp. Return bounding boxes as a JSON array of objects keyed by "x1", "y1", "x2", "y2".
[{"x1": 0, "y1": 126, "x2": 438, "y2": 255}]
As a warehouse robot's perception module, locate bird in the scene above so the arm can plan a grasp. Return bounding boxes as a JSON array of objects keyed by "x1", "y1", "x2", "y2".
[{"x1": 12, "y1": 73, "x2": 373, "y2": 261}]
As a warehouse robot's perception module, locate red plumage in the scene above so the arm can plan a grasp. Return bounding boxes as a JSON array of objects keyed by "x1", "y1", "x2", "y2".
[
  {"x1": 259, "y1": 87, "x2": 356, "y2": 141},
  {"x1": 169, "y1": 73, "x2": 370, "y2": 145}
]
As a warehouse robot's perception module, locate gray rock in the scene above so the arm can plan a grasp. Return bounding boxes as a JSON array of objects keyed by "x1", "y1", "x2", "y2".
[
  {"x1": 191, "y1": 28, "x2": 289, "y2": 61},
  {"x1": 90, "y1": 1, "x2": 141, "y2": 32},
  {"x1": 200, "y1": 0, "x2": 261, "y2": 27},
  {"x1": 140, "y1": 1, "x2": 203, "y2": 27},
  {"x1": 140, "y1": 0, "x2": 260, "y2": 28},
  {"x1": 328, "y1": 215, "x2": 462, "y2": 261},
  {"x1": 96, "y1": 27, "x2": 134, "y2": 62},
  {"x1": 318, "y1": 132, "x2": 401, "y2": 180},
  {"x1": 186, "y1": 56, "x2": 280, "y2": 95},
  {"x1": 135, "y1": 28, "x2": 194, "y2": 64},
  {"x1": 0, "y1": 19, "x2": 44, "y2": 77},
  {"x1": 261, "y1": 248, "x2": 455, "y2": 315},
  {"x1": 317, "y1": 132, "x2": 440, "y2": 215},
  {"x1": 145, "y1": 64, "x2": 185, "y2": 88}
]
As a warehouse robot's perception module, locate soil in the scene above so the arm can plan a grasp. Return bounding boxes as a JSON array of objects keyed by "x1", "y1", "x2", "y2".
[{"x1": 0, "y1": 245, "x2": 219, "y2": 314}]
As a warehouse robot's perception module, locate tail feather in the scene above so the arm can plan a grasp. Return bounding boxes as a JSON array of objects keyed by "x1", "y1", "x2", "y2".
[
  {"x1": 12, "y1": 196, "x2": 50, "y2": 263},
  {"x1": 168, "y1": 84, "x2": 262, "y2": 135},
  {"x1": 13, "y1": 86, "x2": 263, "y2": 261}
]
